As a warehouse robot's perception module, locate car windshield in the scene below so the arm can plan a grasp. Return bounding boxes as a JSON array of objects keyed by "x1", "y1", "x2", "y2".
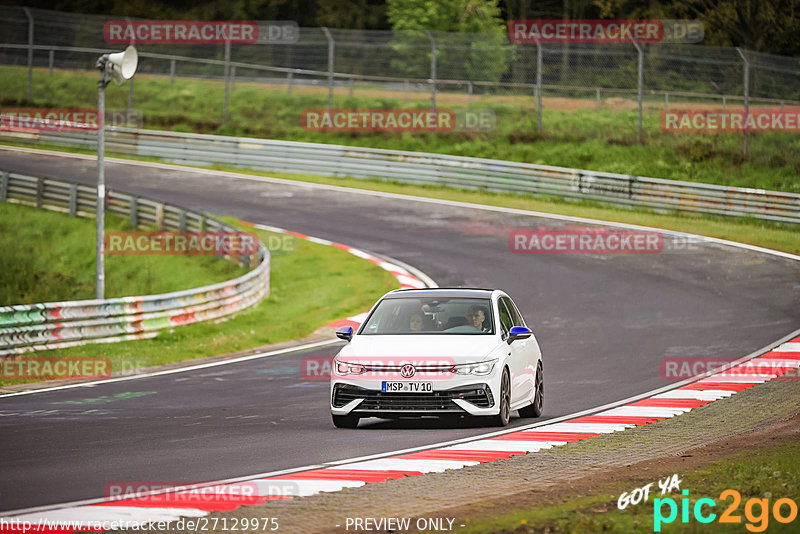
[{"x1": 359, "y1": 297, "x2": 494, "y2": 335}]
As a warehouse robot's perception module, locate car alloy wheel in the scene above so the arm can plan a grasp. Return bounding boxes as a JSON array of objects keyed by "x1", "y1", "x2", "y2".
[
  {"x1": 489, "y1": 369, "x2": 511, "y2": 427},
  {"x1": 519, "y1": 362, "x2": 544, "y2": 418}
]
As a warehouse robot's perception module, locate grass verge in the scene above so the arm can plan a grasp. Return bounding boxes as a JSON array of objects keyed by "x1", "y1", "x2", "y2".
[
  {"x1": 1, "y1": 66, "x2": 799, "y2": 192},
  {"x1": 0, "y1": 219, "x2": 398, "y2": 386},
  {"x1": 0, "y1": 201, "x2": 247, "y2": 304},
  {"x1": 455, "y1": 442, "x2": 800, "y2": 534}
]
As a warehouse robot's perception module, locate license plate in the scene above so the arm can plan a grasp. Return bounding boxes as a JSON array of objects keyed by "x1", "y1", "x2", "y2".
[{"x1": 381, "y1": 381, "x2": 433, "y2": 393}]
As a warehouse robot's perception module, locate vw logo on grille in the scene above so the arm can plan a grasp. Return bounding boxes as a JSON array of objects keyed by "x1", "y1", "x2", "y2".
[{"x1": 400, "y1": 364, "x2": 416, "y2": 378}]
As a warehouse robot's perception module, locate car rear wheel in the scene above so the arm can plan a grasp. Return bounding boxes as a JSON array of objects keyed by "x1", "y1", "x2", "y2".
[
  {"x1": 488, "y1": 369, "x2": 511, "y2": 427},
  {"x1": 518, "y1": 363, "x2": 543, "y2": 418},
  {"x1": 332, "y1": 414, "x2": 360, "y2": 429}
]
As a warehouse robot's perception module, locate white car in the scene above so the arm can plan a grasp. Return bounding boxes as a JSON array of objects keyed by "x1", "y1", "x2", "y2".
[{"x1": 330, "y1": 288, "x2": 544, "y2": 428}]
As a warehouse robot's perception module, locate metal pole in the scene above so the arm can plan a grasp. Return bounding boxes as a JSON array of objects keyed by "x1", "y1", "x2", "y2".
[
  {"x1": 48, "y1": 48, "x2": 54, "y2": 75},
  {"x1": 23, "y1": 7, "x2": 33, "y2": 100},
  {"x1": 231, "y1": 66, "x2": 236, "y2": 91},
  {"x1": 169, "y1": 58, "x2": 176, "y2": 85},
  {"x1": 348, "y1": 77, "x2": 354, "y2": 98},
  {"x1": 467, "y1": 81, "x2": 473, "y2": 104},
  {"x1": 596, "y1": 87, "x2": 600, "y2": 111},
  {"x1": 287, "y1": 71, "x2": 293, "y2": 95},
  {"x1": 425, "y1": 30, "x2": 436, "y2": 111},
  {"x1": 127, "y1": 76, "x2": 133, "y2": 111},
  {"x1": 665, "y1": 92, "x2": 669, "y2": 111},
  {"x1": 736, "y1": 47, "x2": 750, "y2": 157},
  {"x1": 223, "y1": 40, "x2": 231, "y2": 124},
  {"x1": 96, "y1": 75, "x2": 106, "y2": 299},
  {"x1": 536, "y1": 42, "x2": 543, "y2": 133},
  {"x1": 321, "y1": 27, "x2": 334, "y2": 112},
  {"x1": 634, "y1": 42, "x2": 643, "y2": 143},
  {"x1": 404, "y1": 79, "x2": 409, "y2": 105}
]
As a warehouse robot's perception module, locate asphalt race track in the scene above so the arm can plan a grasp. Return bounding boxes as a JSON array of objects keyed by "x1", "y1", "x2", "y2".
[{"x1": 1, "y1": 149, "x2": 799, "y2": 512}]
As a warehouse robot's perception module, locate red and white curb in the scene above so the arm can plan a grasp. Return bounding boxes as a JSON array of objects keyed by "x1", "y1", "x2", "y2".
[
  {"x1": 4, "y1": 336, "x2": 798, "y2": 531},
  {"x1": 239, "y1": 222, "x2": 428, "y2": 331}
]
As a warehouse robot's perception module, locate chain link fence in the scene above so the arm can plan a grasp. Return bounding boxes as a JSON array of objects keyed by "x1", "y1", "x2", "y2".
[{"x1": 2, "y1": 7, "x2": 800, "y2": 153}]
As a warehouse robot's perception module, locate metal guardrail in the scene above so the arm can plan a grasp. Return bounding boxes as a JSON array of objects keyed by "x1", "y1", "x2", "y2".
[
  {"x1": 0, "y1": 171, "x2": 270, "y2": 356},
  {"x1": 8, "y1": 127, "x2": 800, "y2": 225}
]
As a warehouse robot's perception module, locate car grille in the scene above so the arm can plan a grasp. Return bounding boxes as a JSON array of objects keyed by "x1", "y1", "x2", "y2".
[{"x1": 332, "y1": 384, "x2": 493, "y2": 412}]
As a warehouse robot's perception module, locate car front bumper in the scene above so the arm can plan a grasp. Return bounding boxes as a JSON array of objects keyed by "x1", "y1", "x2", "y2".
[{"x1": 330, "y1": 376, "x2": 501, "y2": 417}]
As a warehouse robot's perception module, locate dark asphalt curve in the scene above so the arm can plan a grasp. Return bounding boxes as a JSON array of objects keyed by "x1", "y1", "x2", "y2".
[{"x1": 0, "y1": 149, "x2": 798, "y2": 513}]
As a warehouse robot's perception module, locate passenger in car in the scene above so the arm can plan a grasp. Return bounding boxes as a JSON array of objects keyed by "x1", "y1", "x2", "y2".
[{"x1": 409, "y1": 313, "x2": 424, "y2": 332}]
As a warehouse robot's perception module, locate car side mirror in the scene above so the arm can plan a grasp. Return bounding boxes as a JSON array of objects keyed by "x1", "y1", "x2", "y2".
[
  {"x1": 335, "y1": 326, "x2": 354, "y2": 342},
  {"x1": 507, "y1": 325, "x2": 532, "y2": 344}
]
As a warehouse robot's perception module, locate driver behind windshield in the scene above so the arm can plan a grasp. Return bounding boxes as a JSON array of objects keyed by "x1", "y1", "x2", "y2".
[{"x1": 466, "y1": 305, "x2": 488, "y2": 332}]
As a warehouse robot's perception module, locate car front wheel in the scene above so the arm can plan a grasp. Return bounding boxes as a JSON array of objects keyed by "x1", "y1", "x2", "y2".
[
  {"x1": 518, "y1": 362, "x2": 543, "y2": 418},
  {"x1": 488, "y1": 368, "x2": 511, "y2": 427}
]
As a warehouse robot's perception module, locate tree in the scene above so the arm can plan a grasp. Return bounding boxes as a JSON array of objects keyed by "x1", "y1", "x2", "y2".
[{"x1": 386, "y1": 0, "x2": 513, "y2": 83}]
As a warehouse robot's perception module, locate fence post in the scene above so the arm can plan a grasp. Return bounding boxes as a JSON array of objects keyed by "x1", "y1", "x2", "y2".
[
  {"x1": 596, "y1": 88, "x2": 600, "y2": 111},
  {"x1": 179, "y1": 210, "x2": 187, "y2": 231},
  {"x1": 170, "y1": 58, "x2": 176, "y2": 85},
  {"x1": 665, "y1": 92, "x2": 669, "y2": 111},
  {"x1": 231, "y1": 66, "x2": 236, "y2": 91},
  {"x1": 321, "y1": 27, "x2": 334, "y2": 112},
  {"x1": 35, "y1": 176, "x2": 43, "y2": 209},
  {"x1": 22, "y1": 7, "x2": 34, "y2": 100},
  {"x1": 404, "y1": 79, "x2": 409, "y2": 105},
  {"x1": 128, "y1": 196, "x2": 137, "y2": 228},
  {"x1": 467, "y1": 81, "x2": 473, "y2": 103},
  {"x1": 48, "y1": 48, "x2": 54, "y2": 76},
  {"x1": 69, "y1": 184, "x2": 77, "y2": 216},
  {"x1": 1, "y1": 171, "x2": 8, "y2": 202},
  {"x1": 633, "y1": 42, "x2": 643, "y2": 143},
  {"x1": 425, "y1": 30, "x2": 437, "y2": 111},
  {"x1": 287, "y1": 71, "x2": 293, "y2": 95},
  {"x1": 736, "y1": 47, "x2": 750, "y2": 157},
  {"x1": 348, "y1": 77, "x2": 354, "y2": 97},
  {"x1": 155, "y1": 203, "x2": 164, "y2": 231},
  {"x1": 223, "y1": 39, "x2": 231, "y2": 124},
  {"x1": 536, "y1": 42, "x2": 543, "y2": 133}
]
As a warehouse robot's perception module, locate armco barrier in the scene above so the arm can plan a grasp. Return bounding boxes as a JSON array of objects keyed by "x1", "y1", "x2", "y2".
[
  {"x1": 7, "y1": 127, "x2": 800, "y2": 224},
  {"x1": 0, "y1": 171, "x2": 270, "y2": 357}
]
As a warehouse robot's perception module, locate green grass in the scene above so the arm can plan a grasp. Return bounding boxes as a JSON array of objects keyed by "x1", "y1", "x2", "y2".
[
  {"x1": 455, "y1": 442, "x2": 800, "y2": 533},
  {"x1": 0, "y1": 219, "x2": 398, "y2": 385},
  {"x1": 2, "y1": 66, "x2": 799, "y2": 192},
  {"x1": 0, "y1": 202, "x2": 247, "y2": 304}
]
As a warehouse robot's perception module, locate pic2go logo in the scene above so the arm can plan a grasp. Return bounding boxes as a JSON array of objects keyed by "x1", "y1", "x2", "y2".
[{"x1": 653, "y1": 489, "x2": 798, "y2": 532}]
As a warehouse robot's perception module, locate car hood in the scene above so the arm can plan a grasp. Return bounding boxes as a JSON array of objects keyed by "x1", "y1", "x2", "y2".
[{"x1": 337, "y1": 334, "x2": 501, "y2": 364}]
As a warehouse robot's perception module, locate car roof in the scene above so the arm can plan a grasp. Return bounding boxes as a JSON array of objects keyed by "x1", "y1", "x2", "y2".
[{"x1": 384, "y1": 288, "x2": 498, "y2": 299}]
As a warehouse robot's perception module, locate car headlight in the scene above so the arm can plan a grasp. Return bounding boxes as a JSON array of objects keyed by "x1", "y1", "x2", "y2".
[
  {"x1": 335, "y1": 360, "x2": 365, "y2": 375},
  {"x1": 453, "y1": 359, "x2": 497, "y2": 376}
]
